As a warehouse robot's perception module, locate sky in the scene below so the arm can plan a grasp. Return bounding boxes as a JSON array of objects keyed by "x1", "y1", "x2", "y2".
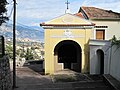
[{"x1": 6, "y1": 0, "x2": 120, "y2": 27}]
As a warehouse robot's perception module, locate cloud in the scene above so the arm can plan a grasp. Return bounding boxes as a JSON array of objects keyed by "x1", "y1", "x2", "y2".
[
  {"x1": 15, "y1": 0, "x2": 67, "y2": 25},
  {"x1": 7, "y1": 0, "x2": 120, "y2": 26},
  {"x1": 17, "y1": 0, "x2": 65, "y2": 17}
]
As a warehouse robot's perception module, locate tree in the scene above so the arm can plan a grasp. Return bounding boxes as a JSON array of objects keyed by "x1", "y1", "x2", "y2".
[
  {"x1": 6, "y1": 44, "x2": 13, "y2": 59},
  {"x1": 25, "y1": 48, "x2": 34, "y2": 60},
  {"x1": 0, "y1": 0, "x2": 8, "y2": 25}
]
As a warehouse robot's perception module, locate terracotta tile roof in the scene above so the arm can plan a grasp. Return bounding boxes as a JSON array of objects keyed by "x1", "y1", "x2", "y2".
[
  {"x1": 78, "y1": 6, "x2": 120, "y2": 19},
  {"x1": 75, "y1": 12, "x2": 84, "y2": 18}
]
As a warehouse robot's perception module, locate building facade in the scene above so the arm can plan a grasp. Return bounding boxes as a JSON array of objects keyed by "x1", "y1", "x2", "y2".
[
  {"x1": 40, "y1": 13, "x2": 94, "y2": 74},
  {"x1": 40, "y1": 6, "x2": 120, "y2": 74},
  {"x1": 76, "y1": 6, "x2": 120, "y2": 74}
]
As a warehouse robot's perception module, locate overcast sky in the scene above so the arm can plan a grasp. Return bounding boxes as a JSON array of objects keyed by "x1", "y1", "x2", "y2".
[{"x1": 6, "y1": 0, "x2": 120, "y2": 27}]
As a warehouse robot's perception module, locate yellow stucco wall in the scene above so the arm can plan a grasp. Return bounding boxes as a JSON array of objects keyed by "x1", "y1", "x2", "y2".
[{"x1": 42, "y1": 14, "x2": 94, "y2": 74}]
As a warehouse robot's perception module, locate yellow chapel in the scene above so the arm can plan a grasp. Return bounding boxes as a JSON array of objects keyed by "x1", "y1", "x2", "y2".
[{"x1": 40, "y1": 13, "x2": 95, "y2": 74}]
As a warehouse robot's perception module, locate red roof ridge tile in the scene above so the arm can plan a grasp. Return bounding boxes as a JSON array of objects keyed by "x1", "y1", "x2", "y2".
[{"x1": 75, "y1": 12, "x2": 84, "y2": 18}]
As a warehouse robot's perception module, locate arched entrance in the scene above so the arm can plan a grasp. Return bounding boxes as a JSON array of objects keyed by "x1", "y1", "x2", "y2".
[
  {"x1": 54, "y1": 40, "x2": 82, "y2": 72},
  {"x1": 97, "y1": 49, "x2": 104, "y2": 74}
]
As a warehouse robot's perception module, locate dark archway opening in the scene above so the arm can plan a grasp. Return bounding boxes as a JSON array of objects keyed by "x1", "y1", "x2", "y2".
[
  {"x1": 97, "y1": 49, "x2": 104, "y2": 74},
  {"x1": 54, "y1": 40, "x2": 82, "y2": 72}
]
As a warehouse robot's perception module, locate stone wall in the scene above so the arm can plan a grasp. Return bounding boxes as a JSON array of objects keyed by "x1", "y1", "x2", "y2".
[{"x1": 0, "y1": 56, "x2": 12, "y2": 90}]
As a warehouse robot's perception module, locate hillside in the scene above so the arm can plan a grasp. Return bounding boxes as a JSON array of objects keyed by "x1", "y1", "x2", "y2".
[{"x1": 0, "y1": 23, "x2": 44, "y2": 42}]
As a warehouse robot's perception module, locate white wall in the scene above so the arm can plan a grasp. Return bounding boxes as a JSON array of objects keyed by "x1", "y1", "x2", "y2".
[
  {"x1": 89, "y1": 20, "x2": 120, "y2": 81},
  {"x1": 89, "y1": 40, "x2": 111, "y2": 74},
  {"x1": 90, "y1": 41, "x2": 120, "y2": 82},
  {"x1": 110, "y1": 45, "x2": 120, "y2": 81}
]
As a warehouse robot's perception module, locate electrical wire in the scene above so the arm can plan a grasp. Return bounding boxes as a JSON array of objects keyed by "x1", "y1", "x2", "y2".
[
  {"x1": 6, "y1": 0, "x2": 44, "y2": 34},
  {"x1": 8, "y1": 6, "x2": 14, "y2": 18},
  {"x1": 6, "y1": 0, "x2": 14, "y2": 18},
  {"x1": 7, "y1": 19, "x2": 44, "y2": 33}
]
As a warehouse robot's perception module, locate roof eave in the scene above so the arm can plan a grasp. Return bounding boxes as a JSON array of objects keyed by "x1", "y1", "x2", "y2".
[
  {"x1": 90, "y1": 18, "x2": 120, "y2": 21},
  {"x1": 40, "y1": 23, "x2": 95, "y2": 27}
]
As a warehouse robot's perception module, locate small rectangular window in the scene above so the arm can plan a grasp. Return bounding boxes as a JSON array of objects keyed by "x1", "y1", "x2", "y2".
[{"x1": 96, "y1": 29, "x2": 105, "y2": 40}]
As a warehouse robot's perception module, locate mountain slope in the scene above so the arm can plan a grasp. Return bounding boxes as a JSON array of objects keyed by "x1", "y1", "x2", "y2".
[{"x1": 0, "y1": 23, "x2": 44, "y2": 42}]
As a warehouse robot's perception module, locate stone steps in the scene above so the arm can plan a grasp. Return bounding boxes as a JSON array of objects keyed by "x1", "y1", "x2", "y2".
[
  {"x1": 15, "y1": 68, "x2": 113, "y2": 90},
  {"x1": 17, "y1": 86, "x2": 111, "y2": 90},
  {"x1": 16, "y1": 81, "x2": 112, "y2": 90}
]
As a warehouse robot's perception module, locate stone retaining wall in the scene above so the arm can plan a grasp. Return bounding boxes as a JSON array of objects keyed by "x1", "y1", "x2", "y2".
[{"x1": 0, "y1": 56, "x2": 12, "y2": 90}]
